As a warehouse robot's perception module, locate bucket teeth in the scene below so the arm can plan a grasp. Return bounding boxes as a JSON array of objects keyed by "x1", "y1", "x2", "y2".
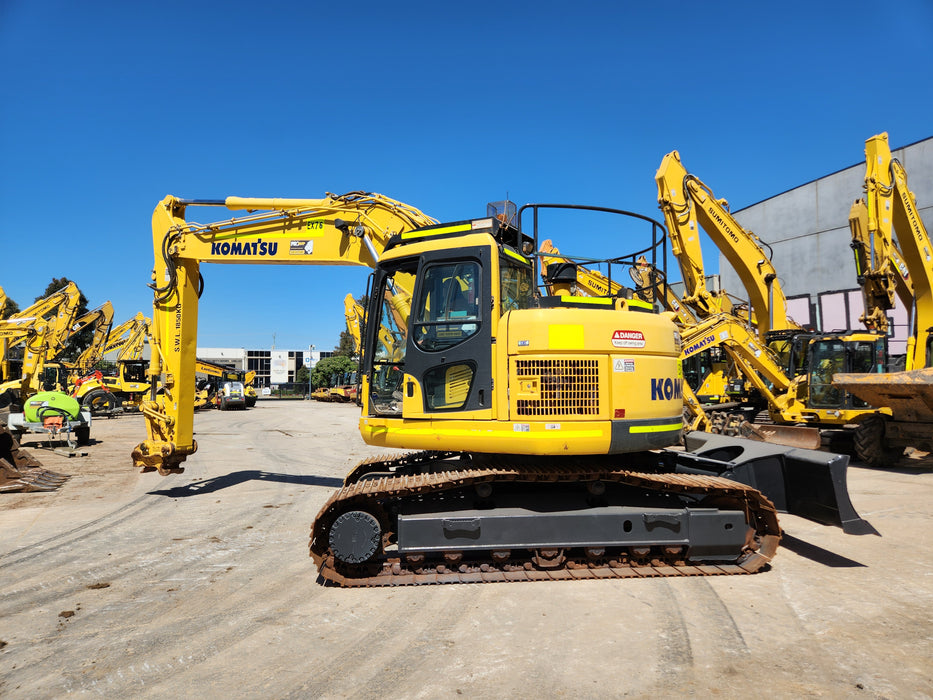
[{"x1": 0, "y1": 426, "x2": 71, "y2": 493}]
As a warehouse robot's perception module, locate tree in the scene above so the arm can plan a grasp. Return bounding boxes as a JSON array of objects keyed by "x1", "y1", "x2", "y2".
[
  {"x1": 0, "y1": 296, "x2": 20, "y2": 320},
  {"x1": 334, "y1": 330, "x2": 356, "y2": 358},
  {"x1": 36, "y1": 277, "x2": 91, "y2": 361},
  {"x1": 295, "y1": 365, "x2": 310, "y2": 384},
  {"x1": 310, "y1": 355, "x2": 357, "y2": 389}
]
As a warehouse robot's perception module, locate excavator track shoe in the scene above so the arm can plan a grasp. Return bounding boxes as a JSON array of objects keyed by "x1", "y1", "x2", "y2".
[{"x1": 309, "y1": 455, "x2": 782, "y2": 587}]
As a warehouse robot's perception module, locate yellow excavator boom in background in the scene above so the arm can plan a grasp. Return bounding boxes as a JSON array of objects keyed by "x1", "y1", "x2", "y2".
[
  {"x1": 656, "y1": 151, "x2": 793, "y2": 335},
  {"x1": 834, "y1": 132, "x2": 933, "y2": 463},
  {"x1": 0, "y1": 283, "x2": 82, "y2": 402},
  {"x1": 848, "y1": 199, "x2": 913, "y2": 334}
]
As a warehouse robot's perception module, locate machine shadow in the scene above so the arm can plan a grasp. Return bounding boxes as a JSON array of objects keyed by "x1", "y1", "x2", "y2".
[
  {"x1": 148, "y1": 470, "x2": 344, "y2": 498},
  {"x1": 849, "y1": 462, "x2": 933, "y2": 476},
  {"x1": 780, "y1": 534, "x2": 867, "y2": 568}
]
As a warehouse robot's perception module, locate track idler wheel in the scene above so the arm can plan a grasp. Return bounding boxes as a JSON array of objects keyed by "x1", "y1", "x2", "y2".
[{"x1": 329, "y1": 510, "x2": 382, "y2": 565}]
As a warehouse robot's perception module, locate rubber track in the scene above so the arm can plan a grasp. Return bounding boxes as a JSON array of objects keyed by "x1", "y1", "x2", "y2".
[{"x1": 309, "y1": 458, "x2": 782, "y2": 587}]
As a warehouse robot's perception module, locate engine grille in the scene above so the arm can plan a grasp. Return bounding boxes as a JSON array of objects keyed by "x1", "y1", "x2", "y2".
[{"x1": 514, "y1": 358, "x2": 600, "y2": 417}]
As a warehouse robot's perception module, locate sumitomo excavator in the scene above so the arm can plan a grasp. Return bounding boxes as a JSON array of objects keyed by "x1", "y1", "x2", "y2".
[
  {"x1": 131, "y1": 192, "x2": 874, "y2": 585},
  {"x1": 834, "y1": 132, "x2": 933, "y2": 464},
  {"x1": 656, "y1": 152, "x2": 896, "y2": 449}
]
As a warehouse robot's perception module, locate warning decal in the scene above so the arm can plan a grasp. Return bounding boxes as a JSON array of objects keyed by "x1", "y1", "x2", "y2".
[{"x1": 611, "y1": 330, "x2": 646, "y2": 348}]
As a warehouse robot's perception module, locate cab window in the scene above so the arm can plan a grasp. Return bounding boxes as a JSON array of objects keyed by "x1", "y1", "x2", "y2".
[
  {"x1": 414, "y1": 262, "x2": 480, "y2": 352},
  {"x1": 369, "y1": 270, "x2": 411, "y2": 415},
  {"x1": 500, "y1": 257, "x2": 534, "y2": 313}
]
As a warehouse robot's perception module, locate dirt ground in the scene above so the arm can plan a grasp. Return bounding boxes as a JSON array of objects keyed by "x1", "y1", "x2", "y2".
[{"x1": 0, "y1": 401, "x2": 930, "y2": 699}]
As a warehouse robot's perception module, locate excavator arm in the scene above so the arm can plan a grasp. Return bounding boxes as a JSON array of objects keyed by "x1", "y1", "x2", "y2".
[
  {"x1": 863, "y1": 132, "x2": 933, "y2": 369},
  {"x1": 848, "y1": 199, "x2": 913, "y2": 334},
  {"x1": 343, "y1": 293, "x2": 365, "y2": 355},
  {"x1": 0, "y1": 283, "x2": 83, "y2": 400},
  {"x1": 134, "y1": 192, "x2": 437, "y2": 473},
  {"x1": 656, "y1": 151, "x2": 793, "y2": 335},
  {"x1": 55, "y1": 301, "x2": 114, "y2": 369}
]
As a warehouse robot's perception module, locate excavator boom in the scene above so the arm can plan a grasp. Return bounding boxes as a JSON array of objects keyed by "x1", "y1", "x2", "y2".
[
  {"x1": 656, "y1": 151, "x2": 793, "y2": 335},
  {"x1": 834, "y1": 133, "x2": 933, "y2": 462},
  {"x1": 848, "y1": 199, "x2": 913, "y2": 333},
  {"x1": 135, "y1": 192, "x2": 437, "y2": 473}
]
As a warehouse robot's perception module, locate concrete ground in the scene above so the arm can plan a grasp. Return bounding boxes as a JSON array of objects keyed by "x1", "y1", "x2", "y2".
[{"x1": 0, "y1": 402, "x2": 930, "y2": 699}]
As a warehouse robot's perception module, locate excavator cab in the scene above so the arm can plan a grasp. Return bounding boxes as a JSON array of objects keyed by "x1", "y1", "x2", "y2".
[
  {"x1": 366, "y1": 233, "x2": 497, "y2": 419},
  {"x1": 806, "y1": 333, "x2": 886, "y2": 409},
  {"x1": 359, "y1": 204, "x2": 688, "y2": 455}
]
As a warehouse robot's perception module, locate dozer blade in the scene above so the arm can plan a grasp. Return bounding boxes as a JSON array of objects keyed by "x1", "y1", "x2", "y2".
[
  {"x1": 736, "y1": 421, "x2": 822, "y2": 450},
  {"x1": 834, "y1": 367, "x2": 933, "y2": 423},
  {"x1": 671, "y1": 431, "x2": 879, "y2": 536}
]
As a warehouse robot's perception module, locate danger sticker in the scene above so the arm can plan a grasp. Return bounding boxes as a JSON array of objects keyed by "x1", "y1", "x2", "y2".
[{"x1": 612, "y1": 330, "x2": 645, "y2": 348}]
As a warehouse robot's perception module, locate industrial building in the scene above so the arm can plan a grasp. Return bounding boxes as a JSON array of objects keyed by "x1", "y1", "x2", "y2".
[
  {"x1": 722, "y1": 135, "x2": 933, "y2": 356},
  {"x1": 195, "y1": 348, "x2": 334, "y2": 388}
]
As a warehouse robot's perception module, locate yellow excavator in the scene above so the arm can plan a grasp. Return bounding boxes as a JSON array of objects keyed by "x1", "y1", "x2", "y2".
[
  {"x1": 0, "y1": 283, "x2": 82, "y2": 403},
  {"x1": 656, "y1": 151, "x2": 795, "y2": 336},
  {"x1": 78, "y1": 312, "x2": 152, "y2": 413},
  {"x1": 131, "y1": 192, "x2": 873, "y2": 586},
  {"x1": 848, "y1": 199, "x2": 912, "y2": 335},
  {"x1": 194, "y1": 359, "x2": 257, "y2": 409},
  {"x1": 39, "y1": 301, "x2": 116, "y2": 411},
  {"x1": 0, "y1": 284, "x2": 93, "y2": 460},
  {"x1": 656, "y1": 152, "x2": 895, "y2": 446},
  {"x1": 834, "y1": 132, "x2": 933, "y2": 464}
]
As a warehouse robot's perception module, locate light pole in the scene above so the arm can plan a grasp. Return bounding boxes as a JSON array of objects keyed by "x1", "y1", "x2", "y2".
[{"x1": 307, "y1": 344, "x2": 315, "y2": 399}]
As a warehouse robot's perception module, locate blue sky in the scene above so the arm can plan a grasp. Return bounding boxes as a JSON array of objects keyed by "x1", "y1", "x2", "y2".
[{"x1": 2, "y1": 0, "x2": 931, "y2": 351}]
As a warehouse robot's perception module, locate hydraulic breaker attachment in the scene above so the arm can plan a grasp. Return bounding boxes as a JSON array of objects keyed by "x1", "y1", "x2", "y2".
[{"x1": 670, "y1": 431, "x2": 879, "y2": 536}]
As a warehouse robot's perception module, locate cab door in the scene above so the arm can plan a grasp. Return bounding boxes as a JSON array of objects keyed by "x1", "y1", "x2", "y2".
[{"x1": 402, "y1": 245, "x2": 494, "y2": 417}]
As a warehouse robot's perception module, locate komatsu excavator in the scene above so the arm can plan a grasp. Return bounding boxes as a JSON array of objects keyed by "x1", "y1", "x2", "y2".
[
  {"x1": 132, "y1": 192, "x2": 873, "y2": 586},
  {"x1": 834, "y1": 132, "x2": 933, "y2": 464}
]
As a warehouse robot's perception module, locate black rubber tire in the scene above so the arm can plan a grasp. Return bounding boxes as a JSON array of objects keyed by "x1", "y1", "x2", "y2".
[
  {"x1": 220, "y1": 397, "x2": 227, "y2": 411},
  {"x1": 853, "y1": 414, "x2": 899, "y2": 467},
  {"x1": 74, "y1": 425, "x2": 90, "y2": 446},
  {"x1": 83, "y1": 389, "x2": 119, "y2": 415}
]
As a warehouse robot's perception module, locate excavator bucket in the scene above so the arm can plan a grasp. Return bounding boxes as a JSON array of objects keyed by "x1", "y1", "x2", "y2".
[
  {"x1": 833, "y1": 367, "x2": 933, "y2": 424},
  {"x1": 672, "y1": 431, "x2": 878, "y2": 536},
  {"x1": 739, "y1": 422, "x2": 822, "y2": 450},
  {"x1": 0, "y1": 425, "x2": 70, "y2": 493},
  {"x1": 709, "y1": 412, "x2": 822, "y2": 450}
]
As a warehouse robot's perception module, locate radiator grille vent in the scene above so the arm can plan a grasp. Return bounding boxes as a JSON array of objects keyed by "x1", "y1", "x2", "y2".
[{"x1": 515, "y1": 359, "x2": 600, "y2": 416}]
